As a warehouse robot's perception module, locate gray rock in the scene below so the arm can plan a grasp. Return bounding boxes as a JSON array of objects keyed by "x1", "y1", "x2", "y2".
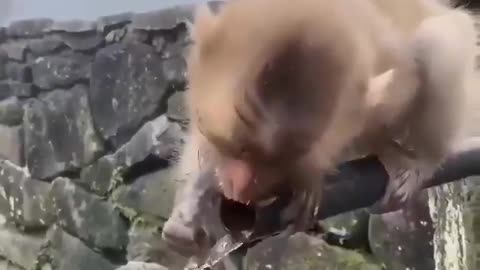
[
  {"x1": 89, "y1": 43, "x2": 169, "y2": 147},
  {"x1": 158, "y1": 26, "x2": 191, "y2": 59},
  {"x1": 23, "y1": 85, "x2": 104, "y2": 180},
  {"x1": 152, "y1": 36, "x2": 166, "y2": 53},
  {"x1": 0, "y1": 160, "x2": 54, "y2": 228},
  {"x1": 79, "y1": 154, "x2": 118, "y2": 196},
  {"x1": 127, "y1": 225, "x2": 188, "y2": 269},
  {"x1": 368, "y1": 191, "x2": 435, "y2": 270},
  {"x1": 113, "y1": 115, "x2": 183, "y2": 168},
  {"x1": 31, "y1": 53, "x2": 91, "y2": 89},
  {"x1": 0, "y1": 223, "x2": 46, "y2": 269},
  {"x1": 106, "y1": 28, "x2": 127, "y2": 43},
  {"x1": 47, "y1": 225, "x2": 117, "y2": 270},
  {"x1": 56, "y1": 32, "x2": 104, "y2": 51},
  {"x1": 0, "y1": 97, "x2": 23, "y2": 126},
  {"x1": 80, "y1": 116, "x2": 183, "y2": 196},
  {"x1": 0, "y1": 81, "x2": 34, "y2": 100},
  {"x1": 116, "y1": 262, "x2": 168, "y2": 270},
  {"x1": 166, "y1": 92, "x2": 187, "y2": 122},
  {"x1": 245, "y1": 233, "x2": 382, "y2": 270},
  {"x1": 97, "y1": 12, "x2": 133, "y2": 32},
  {"x1": 50, "y1": 177, "x2": 129, "y2": 250},
  {"x1": 0, "y1": 260, "x2": 24, "y2": 270},
  {"x1": 0, "y1": 27, "x2": 6, "y2": 43},
  {"x1": 320, "y1": 209, "x2": 370, "y2": 250},
  {"x1": 123, "y1": 28, "x2": 149, "y2": 44},
  {"x1": 162, "y1": 57, "x2": 187, "y2": 87},
  {"x1": 0, "y1": 40, "x2": 29, "y2": 61},
  {"x1": 4, "y1": 62, "x2": 32, "y2": 82},
  {"x1": 6, "y1": 18, "x2": 53, "y2": 38},
  {"x1": 0, "y1": 125, "x2": 23, "y2": 166},
  {"x1": 48, "y1": 19, "x2": 97, "y2": 33},
  {"x1": 29, "y1": 36, "x2": 65, "y2": 56},
  {"x1": 113, "y1": 167, "x2": 178, "y2": 220},
  {"x1": 9, "y1": 82, "x2": 34, "y2": 98},
  {"x1": 131, "y1": 5, "x2": 194, "y2": 31},
  {"x1": 0, "y1": 50, "x2": 7, "y2": 80}
]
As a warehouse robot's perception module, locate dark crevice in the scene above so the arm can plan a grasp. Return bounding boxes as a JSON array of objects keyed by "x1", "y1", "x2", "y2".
[
  {"x1": 41, "y1": 168, "x2": 81, "y2": 182},
  {"x1": 121, "y1": 154, "x2": 170, "y2": 183}
]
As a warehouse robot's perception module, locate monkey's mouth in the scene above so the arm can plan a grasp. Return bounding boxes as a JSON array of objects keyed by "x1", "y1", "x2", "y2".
[
  {"x1": 219, "y1": 194, "x2": 285, "y2": 236},
  {"x1": 220, "y1": 196, "x2": 256, "y2": 234}
]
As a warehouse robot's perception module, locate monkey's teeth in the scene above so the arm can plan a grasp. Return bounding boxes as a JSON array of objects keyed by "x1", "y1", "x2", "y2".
[{"x1": 256, "y1": 196, "x2": 278, "y2": 207}]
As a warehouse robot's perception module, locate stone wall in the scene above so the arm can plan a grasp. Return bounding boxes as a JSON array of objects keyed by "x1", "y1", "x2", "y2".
[
  {"x1": 0, "y1": 3, "x2": 209, "y2": 270},
  {"x1": 0, "y1": 1, "x2": 474, "y2": 270}
]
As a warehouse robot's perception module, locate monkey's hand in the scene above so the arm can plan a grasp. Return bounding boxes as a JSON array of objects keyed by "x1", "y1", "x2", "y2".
[{"x1": 369, "y1": 143, "x2": 435, "y2": 214}]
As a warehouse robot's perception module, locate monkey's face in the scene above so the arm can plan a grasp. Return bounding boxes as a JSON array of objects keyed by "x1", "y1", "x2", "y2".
[{"x1": 203, "y1": 125, "x2": 318, "y2": 205}]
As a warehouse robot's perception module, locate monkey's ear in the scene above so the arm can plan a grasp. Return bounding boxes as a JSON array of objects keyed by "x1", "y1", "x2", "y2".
[
  {"x1": 191, "y1": 5, "x2": 219, "y2": 44},
  {"x1": 366, "y1": 69, "x2": 395, "y2": 107}
]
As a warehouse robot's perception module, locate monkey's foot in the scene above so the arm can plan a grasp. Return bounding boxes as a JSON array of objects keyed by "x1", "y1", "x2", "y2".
[{"x1": 369, "y1": 161, "x2": 431, "y2": 214}]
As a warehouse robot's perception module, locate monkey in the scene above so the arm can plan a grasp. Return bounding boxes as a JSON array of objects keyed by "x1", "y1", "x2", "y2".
[{"x1": 163, "y1": 0, "x2": 477, "y2": 250}]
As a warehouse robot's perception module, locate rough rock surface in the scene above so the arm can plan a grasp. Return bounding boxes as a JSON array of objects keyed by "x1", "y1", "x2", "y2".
[
  {"x1": 114, "y1": 167, "x2": 178, "y2": 220},
  {"x1": 0, "y1": 223, "x2": 46, "y2": 269},
  {"x1": 47, "y1": 225, "x2": 117, "y2": 270},
  {"x1": 0, "y1": 160, "x2": 54, "y2": 228},
  {"x1": 31, "y1": 53, "x2": 91, "y2": 89},
  {"x1": 116, "y1": 262, "x2": 168, "y2": 270},
  {"x1": 6, "y1": 18, "x2": 53, "y2": 38},
  {"x1": 0, "y1": 97, "x2": 24, "y2": 126},
  {"x1": 51, "y1": 177, "x2": 129, "y2": 250},
  {"x1": 23, "y1": 85, "x2": 104, "y2": 179},
  {"x1": 369, "y1": 191, "x2": 435, "y2": 270},
  {"x1": 89, "y1": 42, "x2": 169, "y2": 147},
  {"x1": 127, "y1": 224, "x2": 188, "y2": 269},
  {"x1": 0, "y1": 125, "x2": 23, "y2": 165},
  {"x1": 245, "y1": 233, "x2": 382, "y2": 270},
  {"x1": 80, "y1": 115, "x2": 183, "y2": 196}
]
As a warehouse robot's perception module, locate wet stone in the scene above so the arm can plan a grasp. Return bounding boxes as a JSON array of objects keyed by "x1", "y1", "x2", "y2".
[
  {"x1": 23, "y1": 85, "x2": 104, "y2": 180},
  {"x1": 50, "y1": 177, "x2": 129, "y2": 250},
  {"x1": 89, "y1": 42, "x2": 168, "y2": 147}
]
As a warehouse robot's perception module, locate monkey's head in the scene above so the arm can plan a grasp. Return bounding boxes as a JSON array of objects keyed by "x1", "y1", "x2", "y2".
[{"x1": 186, "y1": 0, "x2": 388, "y2": 204}]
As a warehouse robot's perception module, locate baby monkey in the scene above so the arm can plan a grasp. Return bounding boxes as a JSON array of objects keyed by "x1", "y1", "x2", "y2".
[{"x1": 172, "y1": 0, "x2": 476, "y2": 233}]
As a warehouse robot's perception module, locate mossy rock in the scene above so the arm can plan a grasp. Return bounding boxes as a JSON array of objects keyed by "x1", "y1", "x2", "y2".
[{"x1": 244, "y1": 232, "x2": 383, "y2": 270}]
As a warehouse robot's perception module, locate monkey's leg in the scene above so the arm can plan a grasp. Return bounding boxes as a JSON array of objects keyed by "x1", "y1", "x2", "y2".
[{"x1": 371, "y1": 10, "x2": 476, "y2": 214}]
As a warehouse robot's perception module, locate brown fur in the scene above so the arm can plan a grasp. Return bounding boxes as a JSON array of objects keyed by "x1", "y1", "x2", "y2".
[{"x1": 173, "y1": 0, "x2": 476, "y2": 228}]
